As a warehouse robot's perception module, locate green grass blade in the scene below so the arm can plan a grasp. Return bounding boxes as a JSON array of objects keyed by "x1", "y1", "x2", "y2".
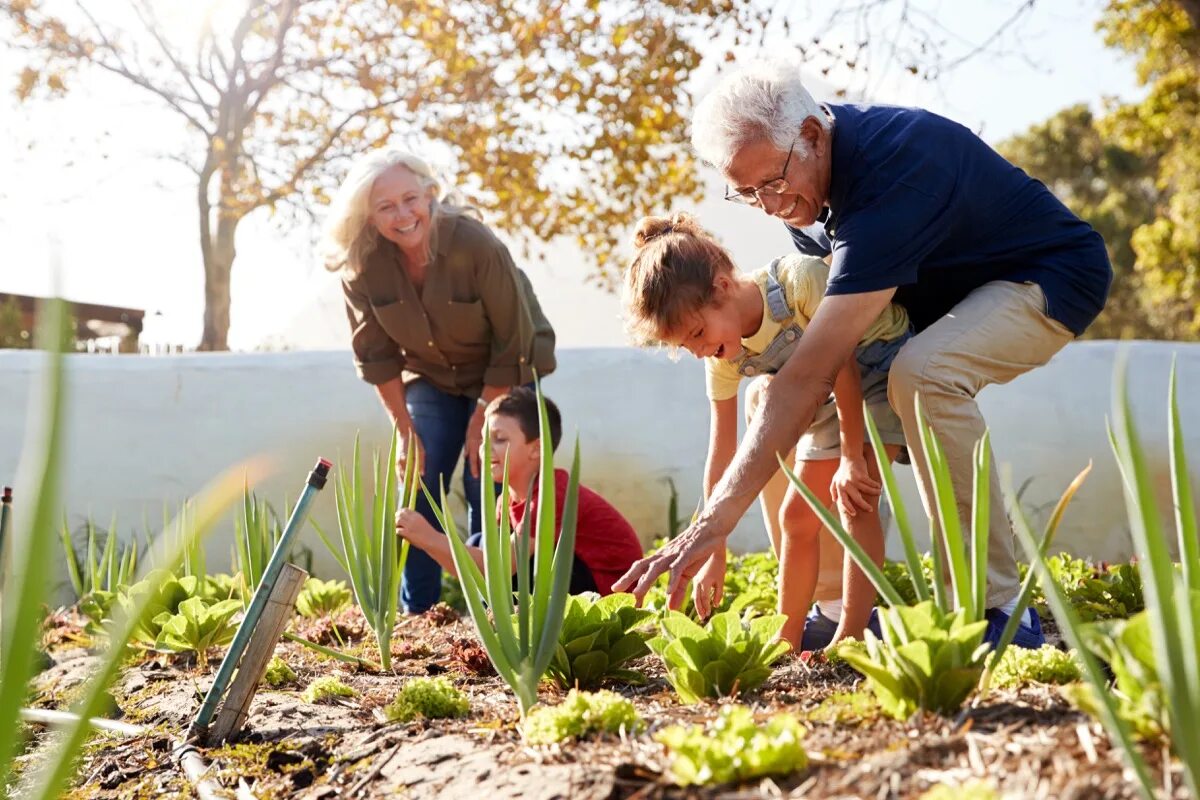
[
  {"x1": 915, "y1": 395, "x2": 971, "y2": 617},
  {"x1": 1168, "y1": 359, "x2": 1199, "y2": 595},
  {"x1": 479, "y1": 424, "x2": 522, "y2": 668},
  {"x1": 532, "y1": 439, "x2": 582, "y2": 678},
  {"x1": 310, "y1": 517, "x2": 350, "y2": 575},
  {"x1": 515, "y1": 471, "x2": 533, "y2": 657},
  {"x1": 530, "y1": 377, "x2": 557, "y2": 643},
  {"x1": 1005, "y1": 468, "x2": 1156, "y2": 800},
  {"x1": 60, "y1": 515, "x2": 83, "y2": 599},
  {"x1": 864, "y1": 405, "x2": 929, "y2": 603},
  {"x1": 782, "y1": 455, "x2": 905, "y2": 607},
  {"x1": 970, "y1": 432, "x2": 991, "y2": 624},
  {"x1": 85, "y1": 518, "x2": 98, "y2": 595},
  {"x1": 0, "y1": 298, "x2": 69, "y2": 792}
]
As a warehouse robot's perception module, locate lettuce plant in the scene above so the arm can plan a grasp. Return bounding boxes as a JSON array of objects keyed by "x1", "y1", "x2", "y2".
[
  {"x1": 429, "y1": 378, "x2": 581, "y2": 718},
  {"x1": 1010, "y1": 359, "x2": 1199, "y2": 800},
  {"x1": 838, "y1": 601, "x2": 989, "y2": 719},
  {"x1": 318, "y1": 430, "x2": 415, "y2": 671},
  {"x1": 118, "y1": 569, "x2": 206, "y2": 645},
  {"x1": 648, "y1": 610, "x2": 790, "y2": 703},
  {"x1": 302, "y1": 676, "x2": 357, "y2": 704},
  {"x1": 546, "y1": 592, "x2": 654, "y2": 689},
  {"x1": 263, "y1": 656, "x2": 297, "y2": 687},
  {"x1": 153, "y1": 596, "x2": 242, "y2": 667},
  {"x1": 384, "y1": 676, "x2": 470, "y2": 723},
  {"x1": 295, "y1": 577, "x2": 352, "y2": 619},
  {"x1": 655, "y1": 705, "x2": 807, "y2": 786},
  {"x1": 521, "y1": 689, "x2": 642, "y2": 744},
  {"x1": 990, "y1": 644, "x2": 1082, "y2": 689}
]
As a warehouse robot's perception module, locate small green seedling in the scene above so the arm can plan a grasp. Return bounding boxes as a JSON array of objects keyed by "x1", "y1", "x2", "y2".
[
  {"x1": 296, "y1": 577, "x2": 352, "y2": 619},
  {"x1": 263, "y1": 657, "x2": 297, "y2": 687},
  {"x1": 521, "y1": 689, "x2": 642, "y2": 744},
  {"x1": 302, "y1": 676, "x2": 357, "y2": 704},
  {"x1": 648, "y1": 610, "x2": 791, "y2": 703},
  {"x1": 990, "y1": 644, "x2": 1082, "y2": 690},
  {"x1": 547, "y1": 592, "x2": 654, "y2": 690},
  {"x1": 655, "y1": 705, "x2": 808, "y2": 786},
  {"x1": 384, "y1": 676, "x2": 470, "y2": 723}
]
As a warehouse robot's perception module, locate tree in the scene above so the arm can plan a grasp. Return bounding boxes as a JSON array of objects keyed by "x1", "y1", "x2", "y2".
[
  {"x1": 1, "y1": 0, "x2": 768, "y2": 350},
  {"x1": 1096, "y1": 0, "x2": 1200, "y2": 338},
  {"x1": 998, "y1": 105, "x2": 1166, "y2": 339}
]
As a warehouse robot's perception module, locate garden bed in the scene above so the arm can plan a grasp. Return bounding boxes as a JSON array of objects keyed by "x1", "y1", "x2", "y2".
[{"x1": 23, "y1": 608, "x2": 1183, "y2": 800}]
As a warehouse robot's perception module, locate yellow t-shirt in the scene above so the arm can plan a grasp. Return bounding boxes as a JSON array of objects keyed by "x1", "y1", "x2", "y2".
[{"x1": 705, "y1": 254, "x2": 910, "y2": 401}]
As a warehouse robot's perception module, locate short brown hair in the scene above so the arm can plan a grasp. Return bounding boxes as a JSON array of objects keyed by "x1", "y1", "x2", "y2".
[
  {"x1": 622, "y1": 212, "x2": 737, "y2": 345},
  {"x1": 484, "y1": 387, "x2": 563, "y2": 452}
]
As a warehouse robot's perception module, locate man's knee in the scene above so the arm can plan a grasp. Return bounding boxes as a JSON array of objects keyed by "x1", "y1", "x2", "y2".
[
  {"x1": 888, "y1": 340, "x2": 932, "y2": 412},
  {"x1": 744, "y1": 375, "x2": 773, "y2": 425}
]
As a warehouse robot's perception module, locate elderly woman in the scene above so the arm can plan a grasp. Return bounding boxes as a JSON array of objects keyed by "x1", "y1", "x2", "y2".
[{"x1": 323, "y1": 150, "x2": 556, "y2": 613}]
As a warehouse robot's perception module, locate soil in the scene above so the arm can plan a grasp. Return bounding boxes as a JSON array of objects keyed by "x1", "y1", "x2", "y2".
[{"x1": 22, "y1": 606, "x2": 1192, "y2": 800}]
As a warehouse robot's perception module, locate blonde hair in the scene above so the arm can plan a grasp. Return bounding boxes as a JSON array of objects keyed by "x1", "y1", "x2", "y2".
[
  {"x1": 320, "y1": 149, "x2": 473, "y2": 276},
  {"x1": 622, "y1": 212, "x2": 737, "y2": 345}
]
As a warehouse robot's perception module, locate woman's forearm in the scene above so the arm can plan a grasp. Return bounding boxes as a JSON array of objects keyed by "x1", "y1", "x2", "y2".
[{"x1": 374, "y1": 377, "x2": 413, "y2": 429}]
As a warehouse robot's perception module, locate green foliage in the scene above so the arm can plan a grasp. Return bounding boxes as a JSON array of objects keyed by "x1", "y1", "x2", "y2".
[
  {"x1": 318, "y1": 430, "x2": 413, "y2": 671},
  {"x1": 295, "y1": 577, "x2": 352, "y2": 619},
  {"x1": 301, "y1": 676, "x2": 357, "y2": 704},
  {"x1": 882, "y1": 556, "x2": 935, "y2": 606},
  {"x1": 546, "y1": 592, "x2": 654, "y2": 690},
  {"x1": 1067, "y1": 561, "x2": 1145, "y2": 622},
  {"x1": 803, "y1": 690, "x2": 880, "y2": 724},
  {"x1": 1011, "y1": 359, "x2": 1199, "y2": 800},
  {"x1": 118, "y1": 569, "x2": 206, "y2": 646},
  {"x1": 152, "y1": 596, "x2": 242, "y2": 667},
  {"x1": 431, "y1": 379, "x2": 581, "y2": 718},
  {"x1": 233, "y1": 488, "x2": 283, "y2": 605},
  {"x1": 648, "y1": 610, "x2": 791, "y2": 703},
  {"x1": 990, "y1": 645, "x2": 1083, "y2": 690},
  {"x1": 383, "y1": 676, "x2": 469, "y2": 723},
  {"x1": 837, "y1": 602, "x2": 990, "y2": 720},
  {"x1": 654, "y1": 705, "x2": 808, "y2": 786},
  {"x1": 440, "y1": 572, "x2": 468, "y2": 613},
  {"x1": 59, "y1": 515, "x2": 139, "y2": 602},
  {"x1": 643, "y1": 548, "x2": 778, "y2": 621},
  {"x1": 263, "y1": 657, "x2": 297, "y2": 687},
  {"x1": 919, "y1": 781, "x2": 1000, "y2": 800},
  {"x1": 521, "y1": 689, "x2": 642, "y2": 745}
]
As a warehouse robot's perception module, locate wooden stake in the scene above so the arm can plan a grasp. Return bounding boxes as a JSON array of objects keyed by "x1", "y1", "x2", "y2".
[{"x1": 209, "y1": 563, "x2": 307, "y2": 744}]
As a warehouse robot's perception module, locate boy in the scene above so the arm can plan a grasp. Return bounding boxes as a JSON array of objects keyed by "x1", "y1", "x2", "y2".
[{"x1": 394, "y1": 388, "x2": 644, "y2": 595}]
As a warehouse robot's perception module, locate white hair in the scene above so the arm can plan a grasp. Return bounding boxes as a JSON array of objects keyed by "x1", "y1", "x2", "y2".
[
  {"x1": 321, "y1": 149, "x2": 461, "y2": 275},
  {"x1": 691, "y1": 55, "x2": 831, "y2": 171}
]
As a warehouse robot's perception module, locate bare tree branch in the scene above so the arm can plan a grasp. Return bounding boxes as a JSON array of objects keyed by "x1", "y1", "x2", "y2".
[{"x1": 129, "y1": 0, "x2": 214, "y2": 113}]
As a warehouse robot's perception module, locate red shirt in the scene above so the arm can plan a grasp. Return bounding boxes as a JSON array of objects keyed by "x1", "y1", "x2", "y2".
[{"x1": 508, "y1": 468, "x2": 644, "y2": 596}]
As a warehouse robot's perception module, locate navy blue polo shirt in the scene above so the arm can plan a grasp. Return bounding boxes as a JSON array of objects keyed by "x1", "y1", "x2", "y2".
[{"x1": 788, "y1": 103, "x2": 1112, "y2": 335}]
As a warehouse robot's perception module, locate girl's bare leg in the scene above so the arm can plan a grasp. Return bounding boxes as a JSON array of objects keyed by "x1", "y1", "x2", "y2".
[{"x1": 777, "y1": 459, "x2": 839, "y2": 648}]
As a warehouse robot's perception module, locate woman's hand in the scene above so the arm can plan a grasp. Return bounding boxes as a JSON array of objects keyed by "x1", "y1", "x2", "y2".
[
  {"x1": 692, "y1": 549, "x2": 728, "y2": 620},
  {"x1": 465, "y1": 411, "x2": 485, "y2": 478},
  {"x1": 395, "y1": 424, "x2": 425, "y2": 482},
  {"x1": 395, "y1": 508, "x2": 435, "y2": 545},
  {"x1": 830, "y1": 456, "x2": 881, "y2": 517}
]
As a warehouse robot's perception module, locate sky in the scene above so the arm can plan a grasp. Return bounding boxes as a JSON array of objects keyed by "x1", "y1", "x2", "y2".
[{"x1": 0, "y1": 0, "x2": 1143, "y2": 351}]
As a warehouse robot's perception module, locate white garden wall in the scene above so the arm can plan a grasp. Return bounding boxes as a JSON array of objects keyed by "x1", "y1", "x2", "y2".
[{"x1": 2, "y1": 342, "x2": 1198, "y2": 592}]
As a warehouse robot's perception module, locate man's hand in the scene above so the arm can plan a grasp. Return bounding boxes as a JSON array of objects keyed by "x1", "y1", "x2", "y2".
[
  {"x1": 830, "y1": 456, "x2": 881, "y2": 517},
  {"x1": 613, "y1": 512, "x2": 730, "y2": 607}
]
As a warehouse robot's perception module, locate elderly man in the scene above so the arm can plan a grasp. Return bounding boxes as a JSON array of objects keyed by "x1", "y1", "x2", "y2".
[{"x1": 615, "y1": 57, "x2": 1111, "y2": 648}]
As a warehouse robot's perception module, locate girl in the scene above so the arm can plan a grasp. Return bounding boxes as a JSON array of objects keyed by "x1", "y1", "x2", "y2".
[{"x1": 623, "y1": 212, "x2": 911, "y2": 651}]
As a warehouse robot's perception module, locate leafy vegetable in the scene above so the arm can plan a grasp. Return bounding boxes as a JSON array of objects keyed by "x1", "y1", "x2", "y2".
[
  {"x1": 295, "y1": 577, "x2": 352, "y2": 619},
  {"x1": 655, "y1": 705, "x2": 807, "y2": 786},
  {"x1": 990, "y1": 644, "x2": 1082, "y2": 689},
  {"x1": 153, "y1": 596, "x2": 242, "y2": 667},
  {"x1": 521, "y1": 689, "x2": 642, "y2": 744},
  {"x1": 301, "y1": 676, "x2": 357, "y2": 704},
  {"x1": 384, "y1": 676, "x2": 470, "y2": 723},
  {"x1": 263, "y1": 657, "x2": 297, "y2": 687},
  {"x1": 648, "y1": 610, "x2": 791, "y2": 703},
  {"x1": 546, "y1": 592, "x2": 654, "y2": 689},
  {"x1": 836, "y1": 601, "x2": 990, "y2": 720}
]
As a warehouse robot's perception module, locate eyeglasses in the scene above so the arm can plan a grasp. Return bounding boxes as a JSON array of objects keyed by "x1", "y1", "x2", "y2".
[{"x1": 723, "y1": 138, "x2": 797, "y2": 206}]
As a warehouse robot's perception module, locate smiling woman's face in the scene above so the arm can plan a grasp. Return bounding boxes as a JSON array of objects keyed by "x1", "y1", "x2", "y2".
[{"x1": 368, "y1": 165, "x2": 433, "y2": 254}]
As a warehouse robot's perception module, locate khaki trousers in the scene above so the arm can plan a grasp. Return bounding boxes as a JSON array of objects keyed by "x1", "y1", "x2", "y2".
[{"x1": 887, "y1": 280, "x2": 1074, "y2": 607}]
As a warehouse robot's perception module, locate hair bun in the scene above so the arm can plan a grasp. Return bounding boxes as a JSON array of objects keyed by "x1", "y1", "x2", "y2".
[{"x1": 632, "y1": 212, "x2": 701, "y2": 249}]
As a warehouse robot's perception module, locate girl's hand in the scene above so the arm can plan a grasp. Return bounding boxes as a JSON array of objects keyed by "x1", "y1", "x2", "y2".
[
  {"x1": 692, "y1": 549, "x2": 727, "y2": 620},
  {"x1": 831, "y1": 456, "x2": 881, "y2": 517}
]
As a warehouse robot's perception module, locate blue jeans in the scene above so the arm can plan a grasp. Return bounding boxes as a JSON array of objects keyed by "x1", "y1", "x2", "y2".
[{"x1": 401, "y1": 379, "x2": 484, "y2": 613}]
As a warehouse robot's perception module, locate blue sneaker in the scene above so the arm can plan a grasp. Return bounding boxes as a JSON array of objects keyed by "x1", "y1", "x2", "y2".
[
  {"x1": 800, "y1": 606, "x2": 883, "y2": 651},
  {"x1": 983, "y1": 607, "x2": 1045, "y2": 649}
]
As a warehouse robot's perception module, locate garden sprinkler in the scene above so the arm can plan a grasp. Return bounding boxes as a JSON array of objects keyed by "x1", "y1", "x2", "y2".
[
  {"x1": 0, "y1": 486, "x2": 11, "y2": 566},
  {"x1": 186, "y1": 458, "x2": 330, "y2": 742}
]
